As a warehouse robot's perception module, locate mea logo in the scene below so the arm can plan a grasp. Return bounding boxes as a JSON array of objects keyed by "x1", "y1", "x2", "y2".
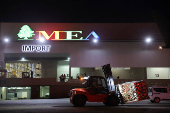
[
  {"x1": 17, "y1": 25, "x2": 99, "y2": 41},
  {"x1": 18, "y1": 25, "x2": 35, "y2": 40}
]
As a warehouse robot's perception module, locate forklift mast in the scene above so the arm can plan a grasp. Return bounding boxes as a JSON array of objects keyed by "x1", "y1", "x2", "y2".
[{"x1": 102, "y1": 64, "x2": 115, "y2": 92}]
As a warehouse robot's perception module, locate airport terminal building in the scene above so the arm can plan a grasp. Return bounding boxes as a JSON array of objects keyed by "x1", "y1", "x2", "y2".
[{"x1": 0, "y1": 23, "x2": 170, "y2": 100}]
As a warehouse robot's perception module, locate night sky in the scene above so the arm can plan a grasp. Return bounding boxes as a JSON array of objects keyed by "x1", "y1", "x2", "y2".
[
  {"x1": 0, "y1": 0, "x2": 170, "y2": 46},
  {"x1": 0, "y1": 0, "x2": 169, "y2": 23}
]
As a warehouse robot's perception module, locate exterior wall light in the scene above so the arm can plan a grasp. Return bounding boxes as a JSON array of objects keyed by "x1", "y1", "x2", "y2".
[
  {"x1": 39, "y1": 37, "x2": 45, "y2": 42},
  {"x1": 22, "y1": 57, "x2": 25, "y2": 60},
  {"x1": 159, "y1": 46, "x2": 162, "y2": 49},
  {"x1": 93, "y1": 39, "x2": 98, "y2": 43},
  {"x1": 68, "y1": 57, "x2": 70, "y2": 60},
  {"x1": 4, "y1": 38, "x2": 9, "y2": 42},
  {"x1": 145, "y1": 38, "x2": 151, "y2": 43}
]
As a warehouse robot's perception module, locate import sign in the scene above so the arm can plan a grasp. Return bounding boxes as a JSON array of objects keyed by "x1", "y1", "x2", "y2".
[{"x1": 22, "y1": 45, "x2": 51, "y2": 52}]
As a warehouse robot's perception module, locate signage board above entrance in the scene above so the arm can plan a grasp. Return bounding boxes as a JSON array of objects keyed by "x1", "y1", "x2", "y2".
[
  {"x1": 17, "y1": 25, "x2": 99, "y2": 41},
  {"x1": 22, "y1": 45, "x2": 51, "y2": 52}
]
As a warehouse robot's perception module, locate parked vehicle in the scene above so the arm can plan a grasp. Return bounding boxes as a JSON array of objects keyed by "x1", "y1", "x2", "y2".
[{"x1": 148, "y1": 87, "x2": 170, "y2": 103}]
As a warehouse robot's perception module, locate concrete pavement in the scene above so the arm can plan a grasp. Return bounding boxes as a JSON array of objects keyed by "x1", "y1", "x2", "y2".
[{"x1": 0, "y1": 98, "x2": 170, "y2": 113}]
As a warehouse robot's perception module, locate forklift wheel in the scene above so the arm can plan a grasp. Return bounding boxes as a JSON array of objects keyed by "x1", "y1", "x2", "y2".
[
  {"x1": 105, "y1": 96, "x2": 120, "y2": 106},
  {"x1": 74, "y1": 96, "x2": 86, "y2": 107}
]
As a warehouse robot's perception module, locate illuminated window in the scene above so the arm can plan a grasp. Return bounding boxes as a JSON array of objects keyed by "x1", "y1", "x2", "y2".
[
  {"x1": 40, "y1": 86, "x2": 50, "y2": 98},
  {"x1": 6, "y1": 63, "x2": 42, "y2": 78}
]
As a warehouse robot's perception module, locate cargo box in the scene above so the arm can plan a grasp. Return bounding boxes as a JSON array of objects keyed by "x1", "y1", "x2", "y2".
[{"x1": 117, "y1": 81, "x2": 149, "y2": 103}]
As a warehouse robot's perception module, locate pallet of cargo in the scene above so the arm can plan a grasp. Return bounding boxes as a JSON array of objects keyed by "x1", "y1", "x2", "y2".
[{"x1": 117, "y1": 80, "x2": 149, "y2": 103}]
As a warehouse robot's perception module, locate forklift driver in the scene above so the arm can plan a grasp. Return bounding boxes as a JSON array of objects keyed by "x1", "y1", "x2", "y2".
[
  {"x1": 89, "y1": 79, "x2": 98, "y2": 94},
  {"x1": 92, "y1": 79, "x2": 98, "y2": 87}
]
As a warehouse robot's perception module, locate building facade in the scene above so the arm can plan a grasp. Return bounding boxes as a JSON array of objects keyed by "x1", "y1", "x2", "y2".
[{"x1": 0, "y1": 23, "x2": 170, "y2": 100}]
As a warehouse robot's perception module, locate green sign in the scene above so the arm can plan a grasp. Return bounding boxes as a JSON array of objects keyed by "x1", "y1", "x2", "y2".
[{"x1": 18, "y1": 25, "x2": 35, "y2": 40}]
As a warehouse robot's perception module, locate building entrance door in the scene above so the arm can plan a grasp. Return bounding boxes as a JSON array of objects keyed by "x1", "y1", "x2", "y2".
[{"x1": 40, "y1": 86, "x2": 50, "y2": 98}]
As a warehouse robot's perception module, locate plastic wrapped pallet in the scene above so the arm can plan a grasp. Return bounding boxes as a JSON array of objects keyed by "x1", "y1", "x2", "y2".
[{"x1": 118, "y1": 81, "x2": 149, "y2": 103}]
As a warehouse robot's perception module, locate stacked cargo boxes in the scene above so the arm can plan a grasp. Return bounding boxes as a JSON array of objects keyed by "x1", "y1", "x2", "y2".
[{"x1": 118, "y1": 81, "x2": 149, "y2": 103}]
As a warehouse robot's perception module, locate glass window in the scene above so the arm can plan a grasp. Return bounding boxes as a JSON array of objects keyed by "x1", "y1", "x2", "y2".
[
  {"x1": 7, "y1": 87, "x2": 31, "y2": 100},
  {"x1": 6, "y1": 63, "x2": 42, "y2": 78},
  {"x1": 153, "y1": 88, "x2": 167, "y2": 93},
  {"x1": 90, "y1": 78, "x2": 98, "y2": 87},
  {"x1": 148, "y1": 87, "x2": 152, "y2": 92},
  {"x1": 0, "y1": 72, "x2": 5, "y2": 77},
  {"x1": 99, "y1": 78, "x2": 108, "y2": 94},
  {"x1": 98, "y1": 78, "x2": 102, "y2": 85},
  {"x1": 101, "y1": 78, "x2": 107, "y2": 89}
]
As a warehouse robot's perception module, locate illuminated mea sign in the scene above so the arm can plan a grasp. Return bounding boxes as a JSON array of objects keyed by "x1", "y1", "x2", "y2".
[
  {"x1": 22, "y1": 45, "x2": 51, "y2": 52},
  {"x1": 37, "y1": 31, "x2": 83, "y2": 40},
  {"x1": 37, "y1": 31, "x2": 99, "y2": 40},
  {"x1": 17, "y1": 25, "x2": 100, "y2": 41}
]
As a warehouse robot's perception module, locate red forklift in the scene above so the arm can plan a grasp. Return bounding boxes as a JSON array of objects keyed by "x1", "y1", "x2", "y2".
[{"x1": 69, "y1": 64, "x2": 120, "y2": 106}]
